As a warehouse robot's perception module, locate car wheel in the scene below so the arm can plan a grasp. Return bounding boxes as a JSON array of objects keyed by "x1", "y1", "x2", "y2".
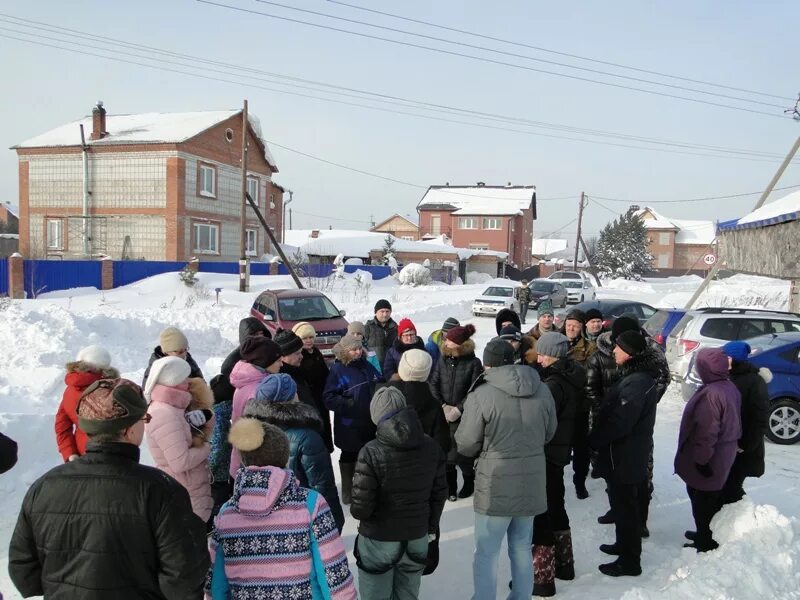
[{"x1": 766, "y1": 399, "x2": 800, "y2": 445}]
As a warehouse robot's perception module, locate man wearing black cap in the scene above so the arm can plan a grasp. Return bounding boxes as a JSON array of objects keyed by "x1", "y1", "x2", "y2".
[
  {"x1": 584, "y1": 308, "x2": 605, "y2": 342},
  {"x1": 589, "y1": 331, "x2": 659, "y2": 577},
  {"x1": 9, "y1": 379, "x2": 208, "y2": 599},
  {"x1": 364, "y1": 299, "x2": 398, "y2": 368}
]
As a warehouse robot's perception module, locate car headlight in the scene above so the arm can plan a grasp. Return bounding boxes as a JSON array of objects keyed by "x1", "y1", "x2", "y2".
[{"x1": 540, "y1": 295, "x2": 550, "y2": 300}]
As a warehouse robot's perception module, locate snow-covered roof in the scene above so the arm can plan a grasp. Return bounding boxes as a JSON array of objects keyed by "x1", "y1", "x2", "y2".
[
  {"x1": 633, "y1": 207, "x2": 678, "y2": 230},
  {"x1": 718, "y1": 190, "x2": 800, "y2": 231},
  {"x1": 1, "y1": 204, "x2": 18, "y2": 218},
  {"x1": 14, "y1": 109, "x2": 277, "y2": 169},
  {"x1": 417, "y1": 185, "x2": 535, "y2": 216},
  {"x1": 531, "y1": 238, "x2": 568, "y2": 256},
  {"x1": 634, "y1": 207, "x2": 715, "y2": 244}
]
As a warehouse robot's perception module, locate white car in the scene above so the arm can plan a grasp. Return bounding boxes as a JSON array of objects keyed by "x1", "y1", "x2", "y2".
[
  {"x1": 547, "y1": 270, "x2": 588, "y2": 282},
  {"x1": 472, "y1": 285, "x2": 519, "y2": 317},
  {"x1": 561, "y1": 279, "x2": 597, "y2": 304}
]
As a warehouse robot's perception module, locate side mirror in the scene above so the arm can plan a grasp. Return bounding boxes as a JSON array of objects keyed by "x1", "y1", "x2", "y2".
[
  {"x1": 339, "y1": 309, "x2": 347, "y2": 317},
  {"x1": 263, "y1": 313, "x2": 274, "y2": 322}
]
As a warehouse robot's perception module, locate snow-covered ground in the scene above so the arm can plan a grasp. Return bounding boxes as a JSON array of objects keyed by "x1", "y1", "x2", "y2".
[{"x1": 0, "y1": 271, "x2": 798, "y2": 599}]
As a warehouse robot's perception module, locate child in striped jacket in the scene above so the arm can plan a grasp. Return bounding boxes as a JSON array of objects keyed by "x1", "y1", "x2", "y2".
[{"x1": 207, "y1": 418, "x2": 356, "y2": 600}]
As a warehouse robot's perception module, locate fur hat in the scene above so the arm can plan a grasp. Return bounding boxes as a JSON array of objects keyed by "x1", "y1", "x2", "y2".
[
  {"x1": 292, "y1": 321, "x2": 316, "y2": 340},
  {"x1": 240, "y1": 337, "x2": 282, "y2": 368},
  {"x1": 370, "y1": 386, "x2": 406, "y2": 425},
  {"x1": 76, "y1": 345, "x2": 111, "y2": 370},
  {"x1": 611, "y1": 316, "x2": 640, "y2": 342},
  {"x1": 615, "y1": 330, "x2": 646, "y2": 356},
  {"x1": 254, "y1": 373, "x2": 298, "y2": 404},
  {"x1": 498, "y1": 325, "x2": 522, "y2": 342},
  {"x1": 347, "y1": 321, "x2": 366, "y2": 336},
  {"x1": 537, "y1": 300, "x2": 554, "y2": 318},
  {"x1": 229, "y1": 418, "x2": 290, "y2": 468},
  {"x1": 441, "y1": 317, "x2": 460, "y2": 332},
  {"x1": 483, "y1": 339, "x2": 515, "y2": 367},
  {"x1": 143, "y1": 356, "x2": 191, "y2": 401},
  {"x1": 374, "y1": 299, "x2": 392, "y2": 313},
  {"x1": 722, "y1": 341, "x2": 751, "y2": 363},
  {"x1": 274, "y1": 329, "x2": 303, "y2": 356},
  {"x1": 397, "y1": 318, "x2": 417, "y2": 337},
  {"x1": 564, "y1": 309, "x2": 586, "y2": 325},
  {"x1": 398, "y1": 349, "x2": 433, "y2": 382},
  {"x1": 78, "y1": 378, "x2": 147, "y2": 435},
  {"x1": 537, "y1": 332, "x2": 570, "y2": 359},
  {"x1": 446, "y1": 323, "x2": 476, "y2": 345},
  {"x1": 584, "y1": 308, "x2": 603, "y2": 323},
  {"x1": 159, "y1": 327, "x2": 188, "y2": 353}
]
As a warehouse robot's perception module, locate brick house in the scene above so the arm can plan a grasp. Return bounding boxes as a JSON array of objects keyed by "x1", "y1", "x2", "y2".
[
  {"x1": 370, "y1": 214, "x2": 419, "y2": 241},
  {"x1": 0, "y1": 203, "x2": 19, "y2": 232},
  {"x1": 416, "y1": 183, "x2": 536, "y2": 267},
  {"x1": 12, "y1": 102, "x2": 282, "y2": 261},
  {"x1": 632, "y1": 206, "x2": 716, "y2": 271}
]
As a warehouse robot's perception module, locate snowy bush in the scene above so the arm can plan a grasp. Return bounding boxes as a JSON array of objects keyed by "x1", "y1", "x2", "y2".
[
  {"x1": 333, "y1": 253, "x2": 345, "y2": 267},
  {"x1": 398, "y1": 263, "x2": 432, "y2": 287},
  {"x1": 179, "y1": 264, "x2": 197, "y2": 287},
  {"x1": 344, "y1": 257, "x2": 363, "y2": 266},
  {"x1": 386, "y1": 255, "x2": 399, "y2": 275}
]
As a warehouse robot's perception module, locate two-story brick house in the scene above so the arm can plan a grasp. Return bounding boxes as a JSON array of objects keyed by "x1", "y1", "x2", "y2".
[
  {"x1": 416, "y1": 183, "x2": 536, "y2": 267},
  {"x1": 632, "y1": 206, "x2": 716, "y2": 271},
  {"x1": 12, "y1": 102, "x2": 282, "y2": 261}
]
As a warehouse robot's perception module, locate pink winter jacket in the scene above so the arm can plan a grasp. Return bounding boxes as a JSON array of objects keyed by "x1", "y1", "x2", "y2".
[
  {"x1": 146, "y1": 381, "x2": 213, "y2": 522},
  {"x1": 229, "y1": 360, "x2": 270, "y2": 477}
]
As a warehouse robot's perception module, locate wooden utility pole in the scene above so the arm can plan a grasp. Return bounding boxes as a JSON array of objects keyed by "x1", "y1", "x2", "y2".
[
  {"x1": 752, "y1": 135, "x2": 800, "y2": 211},
  {"x1": 246, "y1": 192, "x2": 304, "y2": 289},
  {"x1": 238, "y1": 100, "x2": 249, "y2": 292},
  {"x1": 573, "y1": 192, "x2": 586, "y2": 269}
]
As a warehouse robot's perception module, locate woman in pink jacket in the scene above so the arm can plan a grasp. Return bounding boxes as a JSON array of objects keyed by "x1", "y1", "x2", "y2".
[{"x1": 144, "y1": 356, "x2": 215, "y2": 523}]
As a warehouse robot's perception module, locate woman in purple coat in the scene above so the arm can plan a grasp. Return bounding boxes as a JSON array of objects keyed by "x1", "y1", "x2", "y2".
[{"x1": 675, "y1": 348, "x2": 742, "y2": 552}]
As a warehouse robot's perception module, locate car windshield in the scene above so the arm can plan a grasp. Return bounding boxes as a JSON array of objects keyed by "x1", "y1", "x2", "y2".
[
  {"x1": 563, "y1": 281, "x2": 583, "y2": 289},
  {"x1": 483, "y1": 287, "x2": 513, "y2": 297},
  {"x1": 531, "y1": 282, "x2": 554, "y2": 292},
  {"x1": 278, "y1": 296, "x2": 341, "y2": 321}
]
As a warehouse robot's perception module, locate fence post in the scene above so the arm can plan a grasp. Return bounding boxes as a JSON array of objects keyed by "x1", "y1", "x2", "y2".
[
  {"x1": 269, "y1": 262, "x2": 279, "y2": 275},
  {"x1": 100, "y1": 256, "x2": 114, "y2": 290},
  {"x1": 8, "y1": 253, "x2": 24, "y2": 299}
]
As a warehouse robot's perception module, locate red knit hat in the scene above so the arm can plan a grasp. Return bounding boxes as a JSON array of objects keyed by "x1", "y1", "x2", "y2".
[
  {"x1": 397, "y1": 318, "x2": 417, "y2": 337},
  {"x1": 446, "y1": 323, "x2": 476, "y2": 345}
]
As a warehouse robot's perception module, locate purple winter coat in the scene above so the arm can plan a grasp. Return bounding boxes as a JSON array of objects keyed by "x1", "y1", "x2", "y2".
[{"x1": 674, "y1": 348, "x2": 742, "y2": 491}]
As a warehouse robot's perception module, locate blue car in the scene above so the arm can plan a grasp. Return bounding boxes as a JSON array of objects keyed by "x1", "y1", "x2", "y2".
[
  {"x1": 682, "y1": 332, "x2": 800, "y2": 445},
  {"x1": 644, "y1": 308, "x2": 687, "y2": 350}
]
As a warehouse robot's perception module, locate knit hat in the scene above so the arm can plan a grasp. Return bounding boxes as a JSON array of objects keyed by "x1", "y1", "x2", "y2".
[
  {"x1": 498, "y1": 325, "x2": 523, "y2": 342},
  {"x1": 537, "y1": 300, "x2": 554, "y2": 317},
  {"x1": 78, "y1": 378, "x2": 147, "y2": 435},
  {"x1": 615, "y1": 330, "x2": 647, "y2": 356},
  {"x1": 159, "y1": 327, "x2": 188, "y2": 353},
  {"x1": 374, "y1": 299, "x2": 392, "y2": 313},
  {"x1": 229, "y1": 418, "x2": 290, "y2": 468},
  {"x1": 76, "y1": 345, "x2": 112, "y2": 370},
  {"x1": 335, "y1": 334, "x2": 363, "y2": 353},
  {"x1": 274, "y1": 329, "x2": 303, "y2": 356},
  {"x1": 347, "y1": 321, "x2": 366, "y2": 336},
  {"x1": 370, "y1": 386, "x2": 406, "y2": 425},
  {"x1": 240, "y1": 337, "x2": 282, "y2": 368},
  {"x1": 292, "y1": 321, "x2": 316, "y2": 340},
  {"x1": 446, "y1": 323, "x2": 476, "y2": 345},
  {"x1": 483, "y1": 339, "x2": 515, "y2": 367},
  {"x1": 254, "y1": 373, "x2": 298, "y2": 404},
  {"x1": 584, "y1": 308, "x2": 603, "y2": 323},
  {"x1": 537, "y1": 332, "x2": 570, "y2": 359},
  {"x1": 397, "y1": 318, "x2": 417, "y2": 337},
  {"x1": 564, "y1": 309, "x2": 586, "y2": 324},
  {"x1": 722, "y1": 341, "x2": 751, "y2": 363},
  {"x1": 441, "y1": 317, "x2": 460, "y2": 333},
  {"x1": 398, "y1": 349, "x2": 433, "y2": 382},
  {"x1": 143, "y1": 356, "x2": 191, "y2": 401},
  {"x1": 611, "y1": 316, "x2": 640, "y2": 341},
  {"x1": 238, "y1": 317, "x2": 270, "y2": 345}
]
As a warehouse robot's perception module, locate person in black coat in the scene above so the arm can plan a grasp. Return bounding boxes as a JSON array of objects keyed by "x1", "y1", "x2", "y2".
[
  {"x1": 364, "y1": 299, "x2": 398, "y2": 368},
  {"x1": 9, "y1": 378, "x2": 208, "y2": 599},
  {"x1": 350, "y1": 387, "x2": 447, "y2": 600},
  {"x1": 720, "y1": 341, "x2": 770, "y2": 504},
  {"x1": 293, "y1": 321, "x2": 333, "y2": 452},
  {"x1": 141, "y1": 326, "x2": 204, "y2": 389},
  {"x1": 589, "y1": 331, "x2": 659, "y2": 578},
  {"x1": 0, "y1": 431, "x2": 18, "y2": 474}
]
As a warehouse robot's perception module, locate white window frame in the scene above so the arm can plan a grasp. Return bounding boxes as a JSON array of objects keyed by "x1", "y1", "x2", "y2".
[
  {"x1": 193, "y1": 222, "x2": 219, "y2": 254},
  {"x1": 245, "y1": 228, "x2": 258, "y2": 256},
  {"x1": 46, "y1": 218, "x2": 64, "y2": 250},
  {"x1": 199, "y1": 163, "x2": 216, "y2": 198},
  {"x1": 657, "y1": 253, "x2": 670, "y2": 268},
  {"x1": 459, "y1": 217, "x2": 478, "y2": 230},
  {"x1": 659, "y1": 232, "x2": 671, "y2": 245},
  {"x1": 482, "y1": 217, "x2": 501, "y2": 230},
  {"x1": 247, "y1": 176, "x2": 259, "y2": 205}
]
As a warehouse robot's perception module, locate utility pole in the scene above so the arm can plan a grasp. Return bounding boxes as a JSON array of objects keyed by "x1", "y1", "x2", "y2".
[
  {"x1": 238, "y1": 100, "x2": 249, "y2": 292},
  {"x1": 578, "y1": 235, "x2": 602, "y2": 287},
  {"x1": 573, "y1": 192, "x2": 587, "y2": 269},
  {"x1": 752, "y1": 135, "x2": 800, "y2": 211}
]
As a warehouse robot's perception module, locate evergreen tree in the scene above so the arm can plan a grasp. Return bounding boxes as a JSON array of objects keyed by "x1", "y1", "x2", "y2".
[
  {"x1": 381, "y1": 234, "x2": 396, "y2": 265},
  {"x1": 593, "y1": 212, "x2": 653, "y2": 280}
]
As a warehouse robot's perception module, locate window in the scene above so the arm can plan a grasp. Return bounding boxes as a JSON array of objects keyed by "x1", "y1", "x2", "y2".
[
  {"x1": 199, "y1": 163, "x2": 216, "y2": 198},
  {"x1": 247, "y1": 176, "x2": 259, "y2": 205},
  {"x1": 430, "y1": 215, "x2": 441, "y2": 235},
  {"x1": 46, "y1": 219, "x2": 64, "y2": 250},
  {"x1": 657, "y1": 253, "x2": 670, "y2": 268},
  {"x1": 193, "y1": 222, "x2": 219, "y2": 254},
  {"x1": 269, "y1": 193, "x2": 276, "y2": 209},
  {"x1": 699, "y1": 318, "x2": 740, "y2": 341},
  {"x1": 510, "y1": 219, "x2": 515, "y2": 232},
  {"x1": 401, "y1": 236, "x2": 414, "y2": 241},
  {"x1": 460, "y1": 217, "x2": 478, "y2": 229},
  {"x1": 483, "y1": 218, "x2": 501, "y2": 229},
  {"x1": 245, "y1": 229, "x2": 258, "y2": 256},
  {"x1": 469, "y1": 243, "x2": 489, "y2": 250},
  {"x1": 659, "y1": 232, "x2": 671, "y2": 245}
]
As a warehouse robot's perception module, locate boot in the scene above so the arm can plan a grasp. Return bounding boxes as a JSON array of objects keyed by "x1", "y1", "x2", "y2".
[
  {"x1": 553, "y1": 530, "x2": 575, "y2": 581},
  {"x1": 597, "y1": 510, "x2": 614, "y2": 525},
  {"x1": 532, "y1": 544, "x2": 556, "y2": 597},
  {"x1": 574, "y1": 480, "x2": 589, "y2": 500},
  {"x1": 457, "y1": 476, "x2": 474, "y2": 499},
  {"x1": 339, "y1": 462, "x2": 355, "y2": 505},
  {"x1": 598, "y1": 559, "x2": 641, "y2": 577},
  {"x1": 446, "y1": 467, "x2": 458, "y2": 502}
]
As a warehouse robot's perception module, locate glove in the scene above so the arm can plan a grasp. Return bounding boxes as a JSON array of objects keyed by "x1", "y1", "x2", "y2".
[
  {"x1": 442, "y1": 405, "x2": 462, "y2": 423},
  {"x1": 696, "y1": 462, "x2": 713, "y2": 478},
  {"x1": 186, "y1": 409, "x2": 211, "y2": 427},
  {"x1": 428, "y1": 533, "x2": 437, "y2": 542},
  {"x1": 68, "y1": 454, "x2": 79, "y2": 462}
]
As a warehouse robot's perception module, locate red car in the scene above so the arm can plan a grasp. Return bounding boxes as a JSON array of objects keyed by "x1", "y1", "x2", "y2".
[{"x1": 250, "y1": 289, "x2": 349, "y2": 359}]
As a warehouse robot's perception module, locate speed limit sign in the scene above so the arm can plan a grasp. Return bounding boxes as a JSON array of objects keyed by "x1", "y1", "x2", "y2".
[{"x1": 703, "y1": 254, "x2": 717, "y2": 266}]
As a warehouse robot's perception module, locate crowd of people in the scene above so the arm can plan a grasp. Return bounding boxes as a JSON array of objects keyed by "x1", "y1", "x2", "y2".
[{"x1": 4, "y1": 294, "x2": 770, "y2": 599}]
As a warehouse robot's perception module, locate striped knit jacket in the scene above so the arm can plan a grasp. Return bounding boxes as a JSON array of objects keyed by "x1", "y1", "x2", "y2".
[{"x1": 206, "y1": 465, "x2": 356, "y2": 600}]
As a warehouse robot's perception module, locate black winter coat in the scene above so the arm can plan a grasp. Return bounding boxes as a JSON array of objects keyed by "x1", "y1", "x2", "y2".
[
  {"x1": 541, "y1": 358, "x2": 586, "y2": 467},
  {"x1": 364, "y1": 317, "x2": 398, "y2": 368},
  {"x1": 429, "y1": 340, "x2": 484, "y2": 411},
  {"x1": 8, "y1": 442, "x2": 208, "y2": 600},
  {"x1": 282, "y1": 361, "x2": 334, "y2": 453},
  {"x1": 388, "y1": 380, "x2": 451, "y2": 455},
  {"x1": 589, "y1": 352, "x2": 660, "y2": 485},
  {"x1": 383, "y1": 336, "x2": 426, "y2": 381},
  {"x1": 351, "y1": 407, "x2": 447, "y2": 541},
  {"x1": 142, "y1": 347, "x2": 204, "y2": 389},
  {"x1": 0, "y1": 431, "x2": 18, "y2": 474},
  {"x1": 212, "y1": 317, "x2": 270, "y2": 404},
  {"x1": 730, "y1": 360, "x2": 769, "y2": 477}
]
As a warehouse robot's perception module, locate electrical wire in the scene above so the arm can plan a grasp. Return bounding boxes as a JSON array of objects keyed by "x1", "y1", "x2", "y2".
[
  {"x1": 589, "y1": 183, "x2": 800, "y2": 204},
  {"x1": 588, "y1": 197, "x2": 623, "y2": 217}
]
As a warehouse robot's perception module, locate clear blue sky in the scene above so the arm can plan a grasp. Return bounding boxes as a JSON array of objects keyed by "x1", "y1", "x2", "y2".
[{"x1": 1, "y1": 0, "x2": 798, "y2": 241}]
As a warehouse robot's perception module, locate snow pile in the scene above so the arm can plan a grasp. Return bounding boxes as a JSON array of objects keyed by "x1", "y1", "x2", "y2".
[
  {"x1": 736, "y1": 190, "x2": 800, "y2": 226},
  {"x1": 398, "y1": 263, "x2": 432, "y2": 286},
  {"x1": 466, "y1": 271, "x2": 494, "y2": 284}
]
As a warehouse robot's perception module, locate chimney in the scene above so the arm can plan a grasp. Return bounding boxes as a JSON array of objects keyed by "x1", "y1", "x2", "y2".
[
  {"x1": 476, "y1": 181, "x2": 485, "y2": 187},
  {"x1": 310, "y1": 229, "x2": 320, "y2": 239},
  {"x1": 90, "y1": 101, "x2": 107, "y2": 141}
]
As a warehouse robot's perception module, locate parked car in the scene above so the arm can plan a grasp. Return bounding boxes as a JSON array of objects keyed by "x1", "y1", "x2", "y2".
[
  {"x1": 547, "y1": 270, "x2": 588, "y2": 281},
  {"x1": 553, "y1": 299, "x2": 657, "y2": 329},
  {"x1": 250, "y1": 289, "x2": 349, "y2": 359},
  {"x1": 472, "y1": 284, "x2": 520, "y2": 317},
  {"x1": 665, "y1": 308, "x2": 800, "y2": 382},
  {"x1": 681, "y1": 331, "x2": 800, "y2": 445},
  {"x1": 528, "y1": 279, "x2": 568, "y2": 309},
  {"x1": 561, "y1": 279, "x2": 597, "y2": 304},
  {"x1": 643, "y1": 309, "x2": 688, "y2": 350}
]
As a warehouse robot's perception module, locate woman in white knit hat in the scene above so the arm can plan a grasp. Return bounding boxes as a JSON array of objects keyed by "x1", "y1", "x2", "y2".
[
  {"x1": 141, "y1": 326, "x2": 204, "y2": 389},
  {"x1": 293, "y1": 321, "x2": 333, "y2": 452}
]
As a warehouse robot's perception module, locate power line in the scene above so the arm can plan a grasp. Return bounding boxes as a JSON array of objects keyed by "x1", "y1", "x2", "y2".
[
  {"x1": 588, "y1": 197, "x2": 623, "y2": 217},
  {"x1": 589, "y1": 183, "x2": 800, "y2": 204},
  {"x1": 197, "y1": 0, "x2": 789, "y2": 120},
  {"x1": 290, "y1": 209, "x2": 373, "y2": 225},
  {"x1": 326, "y1": 0, "x2": 791, "y2": 102}
]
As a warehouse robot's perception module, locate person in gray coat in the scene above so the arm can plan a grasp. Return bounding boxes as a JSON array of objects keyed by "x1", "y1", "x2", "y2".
[{"x1": 456, "y1": 340, "x2": 557, "y2": 600}]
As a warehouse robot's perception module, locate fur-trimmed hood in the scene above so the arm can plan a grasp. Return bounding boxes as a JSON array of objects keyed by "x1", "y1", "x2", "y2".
[
  {"x1": 617, "y1": 346, "x2": 663, "y2": 379},
  {"x1": 595, "y1": 331, "x2": 614, "y2": 356},
  {"x1": 442, "y1": 338, "x2": 476, "y2": 359},
  {"x1": 243, "y1": 400, "x2": 322, "y2": 433},
  {"x1": 65, "y1": 361, "x2": 119, "y2": 379}
]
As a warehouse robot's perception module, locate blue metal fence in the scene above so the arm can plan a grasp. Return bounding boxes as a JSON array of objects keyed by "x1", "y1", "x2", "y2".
[
  {"x1": 24, "y1": 260, "x2": 102, "y2": 297},
  {"x1": 0, "y1": 259, "x2": 8, "y2": 296},
  {"x1": 113, "y1": 260, "x2": 186, "y2": 288},
  {"x1": 276, "y1": 263, "x2": 392, "y2": 280}
]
